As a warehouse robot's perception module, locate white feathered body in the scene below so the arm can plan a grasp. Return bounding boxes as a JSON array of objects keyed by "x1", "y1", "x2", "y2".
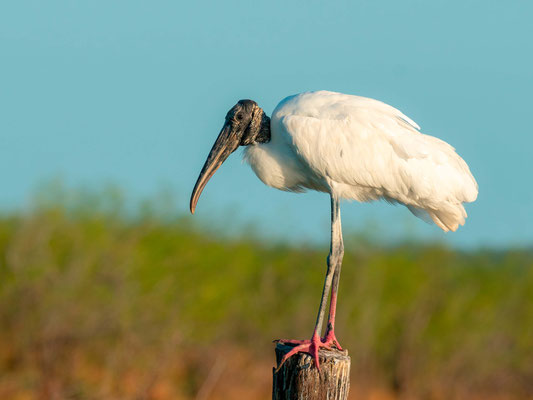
[{"x1": 244, "y1": 91, "x2": 478, "y2": 232}]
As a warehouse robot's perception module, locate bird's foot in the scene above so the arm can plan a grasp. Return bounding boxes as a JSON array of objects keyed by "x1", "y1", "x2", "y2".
[
  {"x1": 275, "y1": 328, "x2": 342, "y2": 350},
  {"x1": 274, "y1": 338, "x2": 312, "y2": 346},
  {"x1": 323, "y1": 328, "x2": 343, "y2": 351},
  {"x1": 275, "y1": 332, "x2": 341, "y2": 372}
]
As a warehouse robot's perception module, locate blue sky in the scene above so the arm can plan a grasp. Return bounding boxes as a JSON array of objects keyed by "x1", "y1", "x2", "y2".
[{"x1": 1, "y1": 1, "x2": 532, "y2": 247}]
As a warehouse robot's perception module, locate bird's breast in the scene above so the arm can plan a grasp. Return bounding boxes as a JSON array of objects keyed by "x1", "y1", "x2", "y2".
[{"x1": 243, "y1": 140, "x2": 327, "y2": 193}]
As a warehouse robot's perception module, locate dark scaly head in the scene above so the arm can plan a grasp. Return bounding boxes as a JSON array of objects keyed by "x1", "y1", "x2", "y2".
[{"x1": 190, "y1": 99, "x2": 270, "y2": 214}]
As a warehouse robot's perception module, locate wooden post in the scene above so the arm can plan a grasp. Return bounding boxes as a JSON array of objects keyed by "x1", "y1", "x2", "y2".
[{"x1": 272, "y1": 343, "x2": 351, "y2": 400}]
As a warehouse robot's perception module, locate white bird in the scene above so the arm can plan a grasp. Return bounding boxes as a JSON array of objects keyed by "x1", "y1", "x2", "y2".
[{"x1": 190, "y1": 90, "x2": 478, "y2": 370}]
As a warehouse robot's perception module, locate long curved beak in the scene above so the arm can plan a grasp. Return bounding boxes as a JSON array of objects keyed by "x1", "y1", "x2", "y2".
[{"x1": 190, "y1": 123, "x2": 240, "y2": 214}]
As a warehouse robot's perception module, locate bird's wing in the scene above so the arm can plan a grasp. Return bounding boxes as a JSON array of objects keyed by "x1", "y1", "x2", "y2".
[{"x1": 273, "y1": 91, "x2": 478, "y2": 231}]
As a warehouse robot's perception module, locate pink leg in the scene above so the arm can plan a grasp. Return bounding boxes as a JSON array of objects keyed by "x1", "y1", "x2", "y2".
[
  {"x1": 275, "y1": 195, "x2": 344, "y2": 371},
  {"x1": 323, "y1": 290, "x2": 343, "y2": 350},
  {"x1": 323, "y1": 232, "x2": 344, "y2": 350},
  {"x1": 277, "y1": 290, "x2": 342, "y2": 350}
]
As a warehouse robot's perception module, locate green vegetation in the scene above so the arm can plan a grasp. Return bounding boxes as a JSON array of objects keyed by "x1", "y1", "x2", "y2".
[{"x1": 0, "y1": 189, "x2": 532, "y2": 399}]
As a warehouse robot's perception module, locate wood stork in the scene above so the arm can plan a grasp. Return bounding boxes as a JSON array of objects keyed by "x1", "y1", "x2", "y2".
[{"x1": 190, "y1": 90, "x2": 478, "y2": 370}]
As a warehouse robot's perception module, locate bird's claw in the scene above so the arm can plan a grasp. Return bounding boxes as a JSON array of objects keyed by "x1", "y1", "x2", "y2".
[
  {"x1": 275, "y1": 337, "x2": 321, "y2": 373},
  {"x1": 323, "y1": 330, "x2": 343, "y2": 351},
  {"x1": 275, "y1": 332, "x2": 342, "y2": 372},
  {"x1": 275, "y1": 338, "x2": 312, "y2": 346}
]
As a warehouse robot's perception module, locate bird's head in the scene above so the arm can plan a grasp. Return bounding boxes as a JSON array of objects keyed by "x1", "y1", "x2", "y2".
[{"x1": 190, "y1": 99, "x2": 270, "y2": 214}]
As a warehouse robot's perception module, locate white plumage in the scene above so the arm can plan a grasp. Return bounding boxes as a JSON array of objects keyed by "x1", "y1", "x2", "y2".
[
  {"x1": 190, "y1": 90, "x2": 479, "y2": 370},
  {"x1": 244, "y1": 90, "x2": 478, "y2": 232}
]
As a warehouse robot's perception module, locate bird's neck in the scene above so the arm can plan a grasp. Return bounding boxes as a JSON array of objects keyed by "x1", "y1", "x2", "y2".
[{"x1": 254, "y1": 113, "x2": 271, "y2": 144}]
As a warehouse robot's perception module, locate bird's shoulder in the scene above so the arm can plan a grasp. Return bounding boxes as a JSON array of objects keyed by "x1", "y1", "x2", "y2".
[
  {"x1": 271, "y1": 90, "x2": 428, "y2": 162},
  {"x1": 272, "y1": 90, "x2": 420, "y2": 131}
]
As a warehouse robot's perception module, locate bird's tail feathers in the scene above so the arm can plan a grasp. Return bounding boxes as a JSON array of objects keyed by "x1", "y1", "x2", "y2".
[{"x1": 408, "y1": 203, "x2": 467, "y2": 232}]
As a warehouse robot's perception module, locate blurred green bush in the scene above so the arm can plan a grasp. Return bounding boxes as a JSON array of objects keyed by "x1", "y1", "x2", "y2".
[{"x1": 0, "y1": 186, "x2": 531, "y2": 399}]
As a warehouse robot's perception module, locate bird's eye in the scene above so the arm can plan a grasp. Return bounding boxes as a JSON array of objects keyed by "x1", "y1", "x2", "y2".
[{"x1": 236, "y1": 113, "x2": 243, "y2": 121}]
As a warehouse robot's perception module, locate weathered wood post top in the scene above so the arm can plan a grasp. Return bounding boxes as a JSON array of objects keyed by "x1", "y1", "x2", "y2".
[{"x1": 273, "y1": 343, "x2": 351, "y2": 400}]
